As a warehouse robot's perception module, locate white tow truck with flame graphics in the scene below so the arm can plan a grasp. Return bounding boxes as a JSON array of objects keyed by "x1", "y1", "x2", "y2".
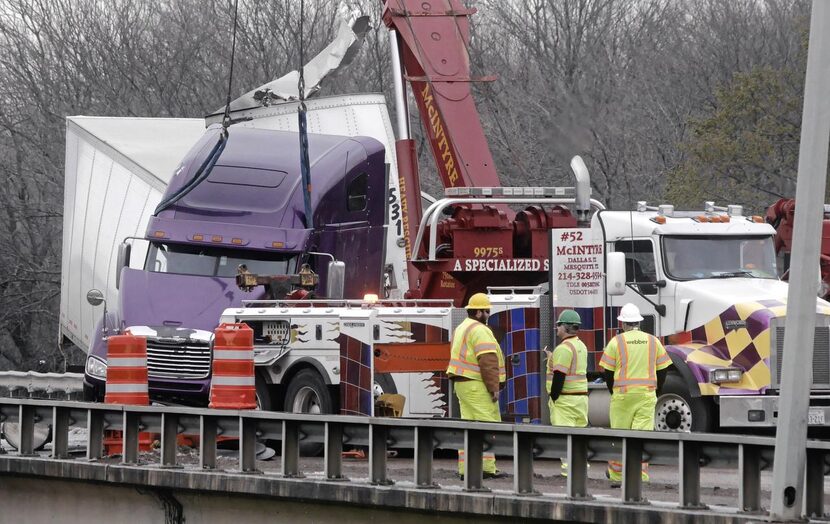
[{"x1": 218, "y1": 299, "x2": 452, "y2": 418}]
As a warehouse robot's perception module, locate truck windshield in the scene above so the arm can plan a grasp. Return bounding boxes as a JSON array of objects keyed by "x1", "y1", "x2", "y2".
[
  {"x1": 662, "y1": 235, "x2": 778, "y2": 281},
  {"x1": 145, "y1": 242, "x2": 297, "y2": 278}
]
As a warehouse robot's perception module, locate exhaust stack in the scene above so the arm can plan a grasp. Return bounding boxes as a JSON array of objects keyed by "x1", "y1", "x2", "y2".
[{"x1": 570, "y1": 156, "x2": 592, "y2": 223}]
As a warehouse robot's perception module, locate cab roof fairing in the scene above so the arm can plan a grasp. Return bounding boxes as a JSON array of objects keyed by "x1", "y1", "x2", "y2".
[
  {"x1": 653, "y1": 222, "x2": 775, "y2": 236},
  {"x1": 595, "y1": 210, "x2": 775, "y2": 241},
  {"x1": 148, "y1": 127, "x2": 387, "y2": 251}
]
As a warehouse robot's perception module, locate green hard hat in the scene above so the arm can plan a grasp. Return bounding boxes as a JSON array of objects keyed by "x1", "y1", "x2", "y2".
[{"x1": 556, "y1": 310, "x2": 581, "y2": 325}]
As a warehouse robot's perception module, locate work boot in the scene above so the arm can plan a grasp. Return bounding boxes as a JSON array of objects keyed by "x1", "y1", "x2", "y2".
[{"x1": 460, "y1": 471, "x2": 510, "y2": 480}]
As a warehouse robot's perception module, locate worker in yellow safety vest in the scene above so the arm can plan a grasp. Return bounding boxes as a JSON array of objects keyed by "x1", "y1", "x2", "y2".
[
  {"x1": 600, "y1": 303, "x2": 672, "y2": 484},
  {"x1": 446, "y1": 292, "x2": 507, "y2": 480},
  {"x1": 546, "y1": 309, "x2": 588, "y2": 476}
]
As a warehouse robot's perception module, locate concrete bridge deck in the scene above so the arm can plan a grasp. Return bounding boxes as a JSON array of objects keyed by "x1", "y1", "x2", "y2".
[{"x1": 0, "y1": 453, "x2": 771, "y2": 524}]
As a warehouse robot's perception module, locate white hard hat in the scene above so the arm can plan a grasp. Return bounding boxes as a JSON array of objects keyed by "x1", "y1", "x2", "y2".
[{"x1": 618, "y1": 303, "x2": 644, "y2": 323}]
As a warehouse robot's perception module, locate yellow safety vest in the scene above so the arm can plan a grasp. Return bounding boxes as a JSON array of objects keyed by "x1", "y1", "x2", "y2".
[
  {"x1": 546, "y1": 335, "x2": 588, "y2": 394},
  {"x1": 446, "y1": 318, "x2": 506, "y2": 382},
  {"x1": 599, "y1": 330, "x2": 671, "y2": 393}
]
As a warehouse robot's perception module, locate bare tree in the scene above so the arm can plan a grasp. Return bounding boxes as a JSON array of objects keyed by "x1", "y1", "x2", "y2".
[
  {"x1": 0, "y1": 0, "x2": 814, "y2": 370},
  {"x1": 0, "y1": 0, "x2": 347, "y2": 370}
]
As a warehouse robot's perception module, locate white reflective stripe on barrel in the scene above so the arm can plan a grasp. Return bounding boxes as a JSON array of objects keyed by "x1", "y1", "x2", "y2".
[
  {"x1": 107, "y1": 357, "x2": 147, "y2": 367},
  {"x1": 212, "y1": 350, "x2": 253, "y2": 360},
  {"x1": 105, "y1": 383, "x2": 149, "y2": 393},
  {"x1": 211, "y1": 376, "x2": 256, "y2": 386}
]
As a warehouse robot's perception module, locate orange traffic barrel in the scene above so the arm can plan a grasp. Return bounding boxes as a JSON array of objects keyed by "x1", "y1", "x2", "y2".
[
  {"x1": 209, "y1": 323, "x2": 256, "y2": 409},
  {"x1": 102, "y1": 432, "x2": 154, "y2": 456},
  {"x1": 105, "y1": 334, "x2": 149, "y2": 405}
]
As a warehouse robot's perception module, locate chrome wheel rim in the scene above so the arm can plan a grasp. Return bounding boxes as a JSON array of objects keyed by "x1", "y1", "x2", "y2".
[
  {"x1": 655, "y1": 393, "x2": 692, "y2": 432},
  {"x1": 292, "y1": 386, "x2": 322, "y2": 414}
]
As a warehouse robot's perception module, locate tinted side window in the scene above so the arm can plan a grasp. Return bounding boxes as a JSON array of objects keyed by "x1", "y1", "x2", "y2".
[
  {"x1": 614, "y1": 239, "x2": 658, "y2": 295},
  {"x1": 347, "y1": 172, "x2": 367, "y2": 212}
]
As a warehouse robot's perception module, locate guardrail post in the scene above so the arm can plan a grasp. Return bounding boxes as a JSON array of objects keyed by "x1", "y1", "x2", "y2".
[
  {"x1": 282, "y1": 420, "x2": 302, "y2": 478},
  {"x1": 239, "y1": 415, "x2": 259, "y2": 473},
  {"x1": 622, "y1": 436, "x2": 645, "y2": 504},
  {"x1": 370, "y1": 424, "x2": 393, "y2": 486},
  {"x1": 86, "y1": 408, "x2": 105, "y2": 460},
  {"x1": 17, "y1": 404, "x2": 35, "y2": 456},
  {"x1": 51, "y1": 406, "x2": 70, "y2": 459},
  {"x1": 514, "y1": 431, "x2": 537, "y2": 495},
  {"x1": 567, "y1": 434, "x2": 591, "y2": 500},
  {"x1": 804, "y1": 448, "x2": 825, "y2": 518},
  {"x1": 739, "y1": 443, "x2": 763, "y2": 513},
  {"x1": 199, "y1": 415, "x2": 217, "y2": 470},
  {"x1": 414, "y1": 426, "x2": 437, "y2": 488},
  {"x1": 325, "y1": 421, "x2": 347, "y2": 480},
  {"x1": 160, "y1": 413, "x2": 179, "y2": 468},
  {"x1": 679, "y1": 440, "x2": 705, "y2": 508},
  {"x1": 463, "y1": 429, "x2": 487, "y2": 492},
  {"x1": 122, "y1": 410, "x2": 140, "y2": 465}
]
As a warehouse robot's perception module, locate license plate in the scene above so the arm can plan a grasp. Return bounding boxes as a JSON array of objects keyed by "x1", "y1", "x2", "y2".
[{"x1": 808, "y1": 409, "x2": 825, "y2": 425}]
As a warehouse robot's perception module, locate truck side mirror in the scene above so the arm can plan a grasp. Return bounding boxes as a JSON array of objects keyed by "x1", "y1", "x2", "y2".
[
  {"x1": 606, "y1": 252, "x2": 626, "y2": 296},
  {"x1": 116, "y1": 242, "x2": 131, "y2": 290},
  {"x1": 86, "y1": 288, "x2": 109, "y2": 336},
  {"x1": 326, "y1": 260, "x2": 346, "y2": 299},
  {"x1": 86, "y1": 289, "x2": 105, "y2": 306}
]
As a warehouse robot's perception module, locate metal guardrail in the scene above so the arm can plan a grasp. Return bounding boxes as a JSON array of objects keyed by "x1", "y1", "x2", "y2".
[
  {"x1": 0, "y1": 372, "x2": 84, "y2": 398},
  {"x1": 0, "y1": 398, "x2": 828, "y2": 520}
]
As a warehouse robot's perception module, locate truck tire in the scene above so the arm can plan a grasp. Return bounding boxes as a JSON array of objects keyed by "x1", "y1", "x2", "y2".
[
  {"x1": 655, "y1": 372, "x2": 712, "y2": 433},
  {"x1": 255, "y1": 374, "x2": 273, "y2": 411},
  {"x1": 284, "y1": 369, "x2": 333, "y2": 456},
  {"x1": 373, "y1": 373, "x2": 397, "y2": 398},
  {"x1": 83, "y1": 381, "x2": 104, "y2": 403},
  {"x1": 284, "y1": 369, "x2": 333, "y2": 415}
]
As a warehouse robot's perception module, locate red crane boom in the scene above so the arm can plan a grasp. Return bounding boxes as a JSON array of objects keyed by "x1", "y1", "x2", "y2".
[
  {"x1": 383, "y1": 0, "x2": 500, "y2": 190},
  {"x1": 382, "y1": 0, "x2": 581, "y2": 304}
]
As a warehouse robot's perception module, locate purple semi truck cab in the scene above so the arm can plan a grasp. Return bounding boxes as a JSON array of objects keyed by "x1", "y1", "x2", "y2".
[{"x1": 83, "y1": 125, "x2": 389, "y2": 404}]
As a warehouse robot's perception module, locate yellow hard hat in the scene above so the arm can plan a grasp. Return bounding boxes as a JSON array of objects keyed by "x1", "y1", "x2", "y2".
[{"x1": 465, "y1": 292, "x2": 491, "y2": 310}]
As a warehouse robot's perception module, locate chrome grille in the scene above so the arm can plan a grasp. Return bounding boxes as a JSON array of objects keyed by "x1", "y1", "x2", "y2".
[
  {"x1": 146, "y1": 339, "x2": 212, "y2": 379},
  {"x1": 771, "y1": 317, "x2": 830, "y2": 389}
]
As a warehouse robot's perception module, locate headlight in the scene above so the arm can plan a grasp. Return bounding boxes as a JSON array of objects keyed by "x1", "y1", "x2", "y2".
[
  {"x1": 709, "y1": 368, "x2": 743, "y2": 384},
  {"x1": 85, "y1": 356, "x2": 107, "y2": 379}
]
